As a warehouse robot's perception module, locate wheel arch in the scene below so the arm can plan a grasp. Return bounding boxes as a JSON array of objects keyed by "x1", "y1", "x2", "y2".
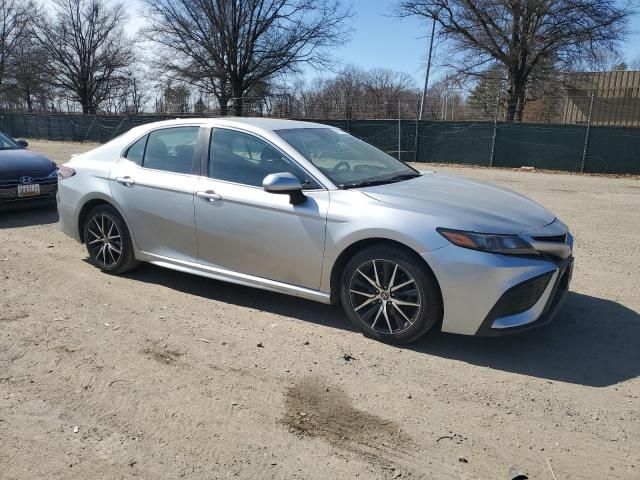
[
  {"x1": 328, "y1": 238, "x2": 442, "y2": 306},
  {"x1": 77, "y1": 197, "x2": 129, "y2": 244}
]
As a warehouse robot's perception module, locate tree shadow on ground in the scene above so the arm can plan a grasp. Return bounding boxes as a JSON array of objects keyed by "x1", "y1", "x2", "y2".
[
  {"x1": 127, "y1": 264, "x2": 639, "y2": 388},
  {"x1": 0, "y1": 204, "x2": 58, "y2": 228}
]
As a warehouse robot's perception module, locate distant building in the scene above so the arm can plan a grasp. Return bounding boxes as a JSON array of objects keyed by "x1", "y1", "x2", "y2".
[{"x1": 523, "y1": 70, "x2": 640, "y2": 127}]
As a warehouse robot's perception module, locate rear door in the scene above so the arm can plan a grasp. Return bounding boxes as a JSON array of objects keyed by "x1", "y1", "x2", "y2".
[
  {"x1": 194, "y1": 127, "x2": 329, "y2": 290},
  {"x1": 109, "y1": 126, "x2": 203, "y2": 261}
]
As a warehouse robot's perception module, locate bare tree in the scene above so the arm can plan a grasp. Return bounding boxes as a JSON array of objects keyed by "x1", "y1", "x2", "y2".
[
  {"x1": 366, "y1": 69, "x2": 416, "y2": 95},
  {"x1": 395, "y1": 0, "x2": 632, "y2": 121},
  {"x1": 365, "y1": 68, "x2": 416, "y2": 118},
  {"x1": 327, "y1": 65, "x2": 367, "y2": 119},
  {"x1": 294, "y1": 77, "x2": 335, "y2": 118},
  {"x1": 280, "y1": 66, "x2": 419, "y2": 119},
  {"x1": 467, "y1": 65, "x2": 504, "y2": 118},
  {"x1": 155, "y1": 81, "x2": 191, "y2": 114},
  {"x1": 11, "y1": 37, "x2": 52, "y2": 111},
  {"x1": 33, "y1": 0, "x2": 135, "y2": 114},
  {"x1": 570, "y1": 45, "x2": 627, "y2": 72},
  {"x1": 142, "y1": 0, "x2": 352, "y2": 115},
  {"x1": 0, "y1": 0, "x2": 37, "y2": 94},
  {"x1": 103, "y1": 69, "x2": 151, "y2": 113}
]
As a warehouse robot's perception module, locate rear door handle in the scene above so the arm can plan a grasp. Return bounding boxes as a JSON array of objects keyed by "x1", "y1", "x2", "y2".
[
  {"x1": 196, "y1": 190, "x2": 222, "y2": 202},
  {"x1": 116, "y1": 176, "x2": 135, "y2": 186}
]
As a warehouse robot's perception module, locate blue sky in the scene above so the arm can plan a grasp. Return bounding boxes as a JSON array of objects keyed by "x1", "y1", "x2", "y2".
[
  {"x1": 323, "y1": 0, "x2": 640, "y2": 83},
  {"x1": 125, "y1": 0, "x2": 640, "y2": 86}
]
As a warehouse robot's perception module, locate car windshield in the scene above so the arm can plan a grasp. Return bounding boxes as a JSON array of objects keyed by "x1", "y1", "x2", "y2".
[
  {"x1": 276, "y1": 128, "x2": 420, "y2": 188},
  {"x1": 0, "y1": 131, "x2": 19, "y2": 150}
]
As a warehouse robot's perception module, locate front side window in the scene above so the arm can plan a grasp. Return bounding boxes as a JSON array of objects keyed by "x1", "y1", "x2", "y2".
[
  {"x1": 276, "y1": 128, "x2": 420, "y2": 188},
  {"x1": 142, "y1": 127, "x2": 200, "y2": 174},
  {"x1": 208, "y1": 128, "x2": 319, "y2": 189}
]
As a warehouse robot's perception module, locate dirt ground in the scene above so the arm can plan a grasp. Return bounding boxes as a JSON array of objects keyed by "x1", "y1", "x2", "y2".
[{"x1": 1, "y1": 139, "x2": 639, "y2": 480}]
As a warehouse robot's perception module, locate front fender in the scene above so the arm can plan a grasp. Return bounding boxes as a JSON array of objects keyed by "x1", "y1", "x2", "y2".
[{"x1": 320, "y1": 190, "x2": 449, "y2": 293}]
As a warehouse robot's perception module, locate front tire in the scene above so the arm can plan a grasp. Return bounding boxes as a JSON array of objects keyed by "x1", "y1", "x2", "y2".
[
  {"x1": 84, "y1": 205, "x2": 138, "y2": 274},
  {"x1": 340, "y1": 244, "x2": 442, "y2": 344}
]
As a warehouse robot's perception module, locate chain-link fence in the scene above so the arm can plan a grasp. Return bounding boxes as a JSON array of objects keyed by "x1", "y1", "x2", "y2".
[
  {"x1": 314, "y1": 118, "x2": 640, "y2": 175},
  {"x1": 0, "y1": 113, "x2": 175, "y2": 143},
  {"x1": 1, "y1": 110, "x2": 639, "y2": 175},
  {"x1": 140, "y1": 90, "x2": 640, "y2": 126}
]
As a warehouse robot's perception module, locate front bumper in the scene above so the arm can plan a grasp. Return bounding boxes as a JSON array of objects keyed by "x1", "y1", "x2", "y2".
[
  {"x1": 422, "y1": 244, "x2": 573, "y2": 336},
  {"x1": 475, "y1": 256, "x2": 573, "y2": 336},
  {"x1": 0, "y1": 178, "x2": 58, "y2": 210}
]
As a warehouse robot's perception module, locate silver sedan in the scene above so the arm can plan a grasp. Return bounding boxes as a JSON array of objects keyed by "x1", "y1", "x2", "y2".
[{"x1": 57, "y1": 118, "x2": 573, "y2": 344}]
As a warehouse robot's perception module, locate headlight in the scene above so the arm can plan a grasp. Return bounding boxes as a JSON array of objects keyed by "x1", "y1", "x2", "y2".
[
  {"x1": 437, "y1": 228, "x2": 538, "y2": 255},
  {"x1": 47, "y1": 169, "x2": 58, "y2": 178}
]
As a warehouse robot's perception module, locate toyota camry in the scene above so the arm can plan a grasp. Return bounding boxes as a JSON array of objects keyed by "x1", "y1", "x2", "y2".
[{"x1": 57, "y1": 118, "x2": 573, "y2": 344}]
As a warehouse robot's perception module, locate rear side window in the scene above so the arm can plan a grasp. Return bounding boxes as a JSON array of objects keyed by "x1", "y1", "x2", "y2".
[
  {"x1": 142, "y1": 127, "x2": 200, "y2": 174},
  {"x1": 124, "y1": 135, "x2": 147, "y2": 165}
]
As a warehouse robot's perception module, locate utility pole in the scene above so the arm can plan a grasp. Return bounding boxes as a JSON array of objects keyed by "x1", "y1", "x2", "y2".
[
  {"x1": 581, "y1": 92, "x2": 595, "y2": 173},
  {"x1": 398, "y1": 97, "x2": 402, "y2": 161},
  {"x1": 418, "y1": 17, "x2": 436, "y2": 120}
]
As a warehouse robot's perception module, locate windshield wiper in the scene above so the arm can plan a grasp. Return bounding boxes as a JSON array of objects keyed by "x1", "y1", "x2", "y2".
[
  {"x1": 340, "y1": 180, "x2": 392, "y2": 189},
  {"x1": 387, "y1": 172, "x2": 421, "y2": 181},
  {"x1": 339, "y1": 172, "x2": 421, "y2": 189}
]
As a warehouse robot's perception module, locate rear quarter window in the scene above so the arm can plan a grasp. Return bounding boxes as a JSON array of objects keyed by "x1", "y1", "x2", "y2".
[{"x1": 124, "y1": 135, "x2": 147, "y2": 165}]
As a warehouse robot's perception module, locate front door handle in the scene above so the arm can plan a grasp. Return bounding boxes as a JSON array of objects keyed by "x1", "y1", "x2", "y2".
[
  {"x1": 196, "y1": 190, "x2": 222, "y2": 202},
  {"x1": 116, "y1": 176, "x2": 135, "y2": 186}
]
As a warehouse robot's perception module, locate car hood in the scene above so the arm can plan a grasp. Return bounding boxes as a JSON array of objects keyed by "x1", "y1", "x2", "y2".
[
  {"x1": 0, "y1": 149, "x2": 56, "y2": 178},
  {"x1": 360, "y1": 172, "x2": 556, "y2": 234}
]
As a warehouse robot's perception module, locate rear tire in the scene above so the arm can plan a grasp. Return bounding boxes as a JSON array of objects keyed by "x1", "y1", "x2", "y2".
[
  {"x1": 340, "y1": 244, "x2": 442, "y2": 344},
  {"x1": 83, "y1": 204, "x2": 138, "y2": 274}
]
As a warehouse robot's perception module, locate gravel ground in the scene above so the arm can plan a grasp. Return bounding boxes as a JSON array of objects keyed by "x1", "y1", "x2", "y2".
[{"x1": 1, "y1": 139, "x2": 639, "y2": 479}]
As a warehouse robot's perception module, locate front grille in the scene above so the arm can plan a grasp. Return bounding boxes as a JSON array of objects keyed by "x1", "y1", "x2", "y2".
[
  {"x1": 0, "y1": 176, "x2": 57, "y2": 188},
  {"x1": 491, "y1": 272, "x2": 554, "y2": 318},
  {"x1": 532, "y1": 234, "x2": 567, "y2": 243},
  {"x1": 0, "y1": 177, "x2": 57, "y2": 201},
  {"x1": 543, "y1": 262, "x2": 572, "y2": 314}
]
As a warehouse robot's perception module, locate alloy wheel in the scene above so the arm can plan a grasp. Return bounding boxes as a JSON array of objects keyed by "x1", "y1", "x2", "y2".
[
  {"x1": 86, "y1": 213, "x2": 122, "y2": 268},
  {"x1": 348, "y1": 259, "x2": 422, "y2": 335}
]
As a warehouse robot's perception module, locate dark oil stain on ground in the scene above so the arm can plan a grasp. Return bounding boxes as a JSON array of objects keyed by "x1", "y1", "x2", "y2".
[
  {"x1": 141, "y1": 343, "x2": 184, "y2": 365},
  {"x1": 283, "y1": 376, "x2": 415, "y2": 465},
  {"x1": 0, "y1": 311, "x2": 29, "y2": 322},
  {"x1": 550, "y1": 188, "x2": 578, "y2": 194}
]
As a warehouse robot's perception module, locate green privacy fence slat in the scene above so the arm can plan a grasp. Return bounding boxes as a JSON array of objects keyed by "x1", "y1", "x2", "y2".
[
  {"x1": 0, "y1": 113, "x2": 175, "y2": 143},
  {"x1": 586, "y1": 127, "x2": 640, "y2": 174},
  {"x1": 493, "y1": 123, "x2": 586, "y2": 171},
  {"x1": 416, "y1": 121, "x2": 494, "y2": 166},
  {"x1": 1, "y1": 113, "x2": 639, "y2": 175}
]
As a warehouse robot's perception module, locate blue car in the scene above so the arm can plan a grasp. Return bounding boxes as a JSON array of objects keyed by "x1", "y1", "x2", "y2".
[{"x1": 0, "y1": 131, "x2": 58, "y2": 210}]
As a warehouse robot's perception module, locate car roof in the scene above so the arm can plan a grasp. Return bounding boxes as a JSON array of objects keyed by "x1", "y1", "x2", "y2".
[{"x1": 138, "y1": 117, "x2": 330, "y2": 132}]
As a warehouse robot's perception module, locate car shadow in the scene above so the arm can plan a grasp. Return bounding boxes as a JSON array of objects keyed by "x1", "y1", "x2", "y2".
[
  {"x1": 126, "y1": 264, "x2": 639, "y2": 388},
  {"x1": 0, "y1": 204, "x2": 58, "y2": 228},
  {"x1": 124, "y1": 263, "x2": 351, "y2": 332},
  {"x1": 408, "y1": 292, "x2": 640, "y2": 388}
]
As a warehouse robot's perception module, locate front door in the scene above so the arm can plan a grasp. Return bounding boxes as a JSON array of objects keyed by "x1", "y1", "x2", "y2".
[
  {"x1": 109, "y1": 126, "x2": 201, "y2": 261},
  {"x1": 194, "y1": 127, "x2": 328, "y2": 290}
]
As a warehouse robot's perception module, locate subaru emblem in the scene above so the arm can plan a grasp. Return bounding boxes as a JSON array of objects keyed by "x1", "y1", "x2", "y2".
[{"x1": 19, "y1": 176, "x2": 33, "y2": 184}]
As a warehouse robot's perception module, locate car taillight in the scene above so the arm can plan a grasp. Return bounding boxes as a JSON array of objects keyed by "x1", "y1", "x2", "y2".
[{"x1": 58, "y1": 165, "x2": 76, "y2": 179}]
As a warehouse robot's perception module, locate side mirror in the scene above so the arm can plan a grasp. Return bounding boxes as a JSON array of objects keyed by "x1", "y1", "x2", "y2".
[
  {"x1": 16, "y1": 139, "x2": 28, "y2": 148},
  {"x1": 262, "y1": 172, "x2": 306, "y2": 205}
]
